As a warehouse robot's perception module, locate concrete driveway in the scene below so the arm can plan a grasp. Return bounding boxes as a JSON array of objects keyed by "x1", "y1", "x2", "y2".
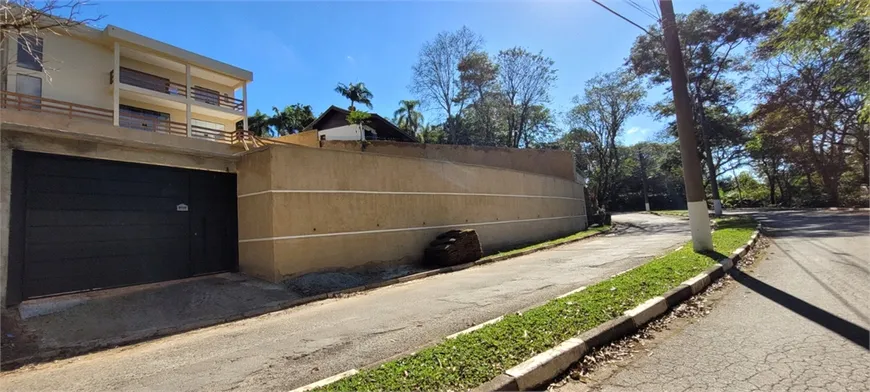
[
  {"x1": 0, "y1": 213, "x2": 690, "y2": 392},
  {"x1": 554, "y1": 210, "x2": 869, "y2": 392}
]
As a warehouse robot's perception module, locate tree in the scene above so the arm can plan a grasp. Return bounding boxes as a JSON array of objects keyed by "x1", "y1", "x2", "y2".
[
  {"x1": 270, "y1": 104, "x2": 315, "y2": 136},
  {"x1": 346, "y1": 110, "x2": 371, "y2": 125},
  {"x1": 1, "y1": 0, "x2": 104, "y2": 85},
  {"x1": 566, "y1": 69, "x2": 645, "y2": 211},
  {"x1": 241, "y1": 109, "x2": 272, "y2": 137},
  {"x1": 417, "y1": 123, "x2": 446, "y2": 144},
  {"x1": 496, "y1": 47, "x2": 557, "y2": 148},
  {"x1": 410, "y1": 26, "x2": 483, "y2": 143},
  {"x1": 334, "y1": 82, "x2": 373, "y2": 110},
  {"x1": 748, "y1": 0, "x2": 868, "y2": 206},
  {"x1": 393, "y1": 100, "x2": 424, "y2": 135},
  {"x1": 630, "y1": 2, "x2": 777, "y2": 214},
  {"x1": 457, "y1": 51, "x2": 499, "y2": 145},
  {"x1": 759, "y1": 0, "x2": 869, "y2": 187}
]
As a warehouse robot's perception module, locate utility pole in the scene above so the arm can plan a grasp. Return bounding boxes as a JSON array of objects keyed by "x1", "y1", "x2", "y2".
[
  {"x1": 659, "y1": 0, "x2": 713, "y2": 251},
  {"x1": 638, "y1": 148, "x2": 650, "y2": 212}
]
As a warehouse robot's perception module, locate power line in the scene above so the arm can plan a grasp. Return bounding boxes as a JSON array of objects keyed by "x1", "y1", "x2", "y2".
[
  {"x1": 624, "y1": 0, "x2": 659, "y2": 21},
  {"x1": 589, "y1": 0, "x2": 653, "y2": 37}
]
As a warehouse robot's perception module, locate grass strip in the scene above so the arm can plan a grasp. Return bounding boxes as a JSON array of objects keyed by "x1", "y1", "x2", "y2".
[
  {"x1": 480, "y1": 225, "x2": 611, "y2": 261},
  {"x1": 320, "y1": 217, "x2": 756, "y2": 392},
  {"x1": 651, "y1": 210, "x2": 690, "y2": 218}
]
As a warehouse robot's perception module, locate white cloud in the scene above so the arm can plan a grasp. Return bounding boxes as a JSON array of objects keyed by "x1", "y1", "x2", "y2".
[
  {"x1": 346, "y1": 55, "x2": 355, "y2": 64},
  {"x1": 627, "y1": 126, "x2": 648, "y2": 135}
]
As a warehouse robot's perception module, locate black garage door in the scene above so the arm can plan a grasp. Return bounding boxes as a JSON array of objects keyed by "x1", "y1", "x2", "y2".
[{"x1": 7, "y1": 151, "x2": 238, "y2": 304}]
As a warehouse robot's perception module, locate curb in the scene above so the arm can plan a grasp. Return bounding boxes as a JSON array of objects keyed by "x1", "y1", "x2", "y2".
[{"x1": 473, "y1": 223, "x2": 763, "y2": 391}]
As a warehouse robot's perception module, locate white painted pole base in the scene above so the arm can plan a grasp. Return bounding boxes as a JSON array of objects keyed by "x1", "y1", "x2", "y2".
[
  {"x1": 645, "y1": 202, "x2": 650, "y2": 212},
  {"x1": 687, "y1": 200, "x2": 714, "y2": 251},
  {"x1": 713, "y1": 199, "x2": 723, "y2": 217}
]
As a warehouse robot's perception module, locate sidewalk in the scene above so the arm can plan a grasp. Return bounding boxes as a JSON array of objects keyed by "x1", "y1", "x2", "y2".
[
  {"x1": 553, "y1": 210, "x2": 869, "y2": 392},
  {"x1": 0, "y1": 213, "x2": 689, "y2": 392}
]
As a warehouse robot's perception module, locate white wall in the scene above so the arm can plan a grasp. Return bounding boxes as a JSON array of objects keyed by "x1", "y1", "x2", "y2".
[{"x1": 318, "y1": 125, "x2": 362, "y2": 141}]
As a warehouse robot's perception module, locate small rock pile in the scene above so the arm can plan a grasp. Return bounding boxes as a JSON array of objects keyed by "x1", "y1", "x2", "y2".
[{"x1": 423, "y1": 229, "x2": 482, "y2": 267}]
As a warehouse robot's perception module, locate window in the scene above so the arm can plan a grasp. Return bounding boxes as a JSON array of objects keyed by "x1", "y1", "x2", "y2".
[
  {"x1": 119, "y1": 104, "x2": 170, "y2": 132},
  {"x1": 17, "y1": 35, "x2": 44, "y2": 71},
  {"x1": 192, "y1": 86, "x2": 220, "y2": 106},
  {"x1": 191, "y1": 118, "x2": 225, "y2": 140},
  {"x1": 15, "y1": 74, "x2": 42, "y2": 108}
]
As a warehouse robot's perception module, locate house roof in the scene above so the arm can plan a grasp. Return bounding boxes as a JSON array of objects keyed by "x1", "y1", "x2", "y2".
[{"x1": 303, "y1": 106, "x2": 418, "y2": 142}]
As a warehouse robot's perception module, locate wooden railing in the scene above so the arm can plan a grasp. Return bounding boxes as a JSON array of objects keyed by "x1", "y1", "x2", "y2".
[
  {"x1": 112, "y1": 67, "x2": 244, "y2": 113},
  {"x1": 116, "y1": 67, "x2": 188, "y2": 98},
  {"x1": 191, "y1": 88, "x2": 244, "y2": 112},
  {"x1": 2, "y1": 90, "x2": 247, "y2": 146},
  {"x1": 1, "y1": 90, "x2": 114, "y2": 121}
]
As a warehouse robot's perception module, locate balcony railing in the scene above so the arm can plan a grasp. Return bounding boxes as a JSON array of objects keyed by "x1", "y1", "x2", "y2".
[
  {"x1": 2, "y1": 90, "x2": 243, "y2": 145},
  {"x1": 111, "y1": 68, "x2": 244, "y2": 112}
]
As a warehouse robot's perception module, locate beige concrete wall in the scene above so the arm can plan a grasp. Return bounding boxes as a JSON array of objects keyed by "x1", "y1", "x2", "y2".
[
  {"x1": 274, "y1": 130, "x2": 319, "y2": 148},
  {"x1": 6, "y1": 33, "x2": 114, "y2": 110},
  {"x1": 0, "y1": 139, "x2": 11, "y2": 306},
  {"x1": 236, "y1": 143, "x2": 587, "y2": 282},
  {"x1": 316, "y1": 140, "x2": 576, "y2": 181}
]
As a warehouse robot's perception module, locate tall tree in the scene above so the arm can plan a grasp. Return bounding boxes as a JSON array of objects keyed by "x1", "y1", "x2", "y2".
[
  {"x1": 334, "y1": 82, "x2": 373, "y2": 110},
  {"x1": 270, "y1": 104, "x2": 315, "y2": 136},
  {"x1": 496, "y1": 47, "x2": 557, "y2": 148},
  {"x1": 393, "y1": 100, "x2": 424, "y2": 135},
  {"x1": 458, "y1": 51, "x2": 499, "y2": 145},
  {"x1": 410, "y1": 26, "x2": 483, "y2": 143},
  {"x1": 630, "y1": 2, "x2": 777, "y2": 214},
  {"x1": 566, "y1": 69, "x2": 645, "y2": 211},
  {"x1": 759, "y1": 0, "x2": 869, "y2": 187},
  {"x1": 243, "y1": 109, "x2": 272, "y2": 137}
]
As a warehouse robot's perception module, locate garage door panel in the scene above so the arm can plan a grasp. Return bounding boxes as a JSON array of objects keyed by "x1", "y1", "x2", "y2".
[
  {"x1": 9, "y1": 151, "x2": 238, "y2": 303},
  {"x1": 25, "y1": 238, "x2": 189, "y2": 262},
  {"x1": 24, "y1": 250, "x2": 190, "y2": 281},
  {"x1": 26, "y1": 155, "x2": 188, "y2": 183},
  {"x1": 25, "y1": 193, "x2": 182, "y2": 212},
  {"x1": 26, "y1": 223, "x2": 188, "y2": 244},
  {"x1": 26, "y1": 210, "x2": 186, "y2": 227},
  {"x1": 27, "y1": 175, "x2": 187, "y2": 198}
]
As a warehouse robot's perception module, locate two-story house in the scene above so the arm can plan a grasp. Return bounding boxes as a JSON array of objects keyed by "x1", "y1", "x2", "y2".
[{"x1": 1, "y1": 23, "x2": 253, "y2": 306}]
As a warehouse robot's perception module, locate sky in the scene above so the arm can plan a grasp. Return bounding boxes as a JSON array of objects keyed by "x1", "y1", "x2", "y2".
[{"x1": 80, "y1": 0, "x2": 773, "y2": 145}]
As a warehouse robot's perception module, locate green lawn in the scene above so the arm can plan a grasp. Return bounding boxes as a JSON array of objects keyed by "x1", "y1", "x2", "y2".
[
  {"x1": 318, "y1": 217, "x2": 756, "y2": 392},
  {"x1": 652, "y1": 210, "x2": 690, "y2": 218},
  {"x1": 479, "y1": 225, "x2": 611, "y2": 261}
]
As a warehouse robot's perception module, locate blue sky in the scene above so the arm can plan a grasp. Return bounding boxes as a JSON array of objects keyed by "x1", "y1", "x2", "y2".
[{"x1": 82, "y1": 0, "x2": 772, "y2": 145}]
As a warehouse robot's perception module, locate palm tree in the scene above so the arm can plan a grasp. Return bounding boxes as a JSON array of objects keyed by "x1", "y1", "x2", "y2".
[
  {"x1": 334, "y1": 82, "x2": 373, "y2": 110},
  {"x1": 241, "y1": 109, "x2": 272, "y2": 137},
  {"x1": 393, "y1": 100, "x2": 424, "y2": 134}
]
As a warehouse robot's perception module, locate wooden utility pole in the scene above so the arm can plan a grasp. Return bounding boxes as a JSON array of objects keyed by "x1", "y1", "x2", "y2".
[{"x1": 659, "y1": 0, "x2": 713, "y2": 251}]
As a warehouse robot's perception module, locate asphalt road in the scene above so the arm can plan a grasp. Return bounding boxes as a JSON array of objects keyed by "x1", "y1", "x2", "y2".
[
  {"x1": 555, "y1": 210, "x2": 870, "y2": 392},
  {"x1": 0, "y1": 213, "x2": 689, "y2": 392}
]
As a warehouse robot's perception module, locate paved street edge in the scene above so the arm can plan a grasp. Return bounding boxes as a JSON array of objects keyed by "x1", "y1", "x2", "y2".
[
  {"x1": 469, "y1": 223, "x2": 763, "y2": 391},
  {"x1": 2, "y1": 227, "x2": 613, "y2": 370}
]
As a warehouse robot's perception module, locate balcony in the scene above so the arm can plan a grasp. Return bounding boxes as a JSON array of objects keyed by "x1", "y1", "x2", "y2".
[
  {"x1": 110, "y1": 67, "x2": 245, "y2": 113},
  {"x1": 1, "y1": 90, "x2": 246, "y2": 144}
]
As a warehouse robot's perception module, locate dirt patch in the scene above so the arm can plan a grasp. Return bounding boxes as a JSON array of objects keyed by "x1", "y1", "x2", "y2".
[
  {"x1": 282, "y1": 264, "x2": 430, "y2": 297},
  {"x1": 1, "y1": 310, "x2": 39, "y2": 363}
]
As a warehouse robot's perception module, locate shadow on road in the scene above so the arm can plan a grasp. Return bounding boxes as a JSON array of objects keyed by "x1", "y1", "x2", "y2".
[{"x1": 727, "y1": 268, "x2": 870, "y2": 349}]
